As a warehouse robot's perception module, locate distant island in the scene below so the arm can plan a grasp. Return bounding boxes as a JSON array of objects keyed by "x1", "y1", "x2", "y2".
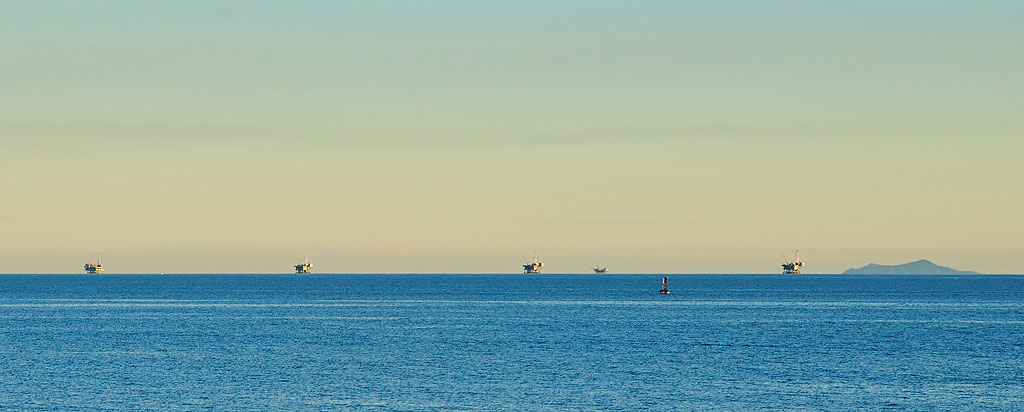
[{"x1": 842, "y1": 259, "x2": 979, "y2": 275}]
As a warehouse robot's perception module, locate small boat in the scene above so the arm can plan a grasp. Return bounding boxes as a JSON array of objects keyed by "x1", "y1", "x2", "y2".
[{"x1": 658, "y1": 277, "x2": 670, "y2": 294}]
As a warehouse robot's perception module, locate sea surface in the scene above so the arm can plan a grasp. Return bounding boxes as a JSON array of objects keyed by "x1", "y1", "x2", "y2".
[{"x1": 1, "y1": 274, "x2": 1022, "y2": 411}]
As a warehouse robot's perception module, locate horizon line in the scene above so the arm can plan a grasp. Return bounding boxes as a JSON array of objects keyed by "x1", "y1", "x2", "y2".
[{"x1": 1, "y1": 272, "x2": 1018, "y2": 276}]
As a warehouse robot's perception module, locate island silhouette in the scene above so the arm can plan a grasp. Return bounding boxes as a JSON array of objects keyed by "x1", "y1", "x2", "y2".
[{"x1": 842, "y1": 259, "x2": 979, "y2": 275}]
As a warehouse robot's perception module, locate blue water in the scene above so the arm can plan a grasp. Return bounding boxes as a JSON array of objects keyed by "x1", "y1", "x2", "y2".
[{"x1": 1, "y1": 274, "x2": 1022, "y2": 411}]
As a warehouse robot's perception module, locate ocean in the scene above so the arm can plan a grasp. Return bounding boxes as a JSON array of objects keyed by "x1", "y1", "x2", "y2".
[{"x1": 1, "y1": 273, "x2": 1021, "y2": 411}]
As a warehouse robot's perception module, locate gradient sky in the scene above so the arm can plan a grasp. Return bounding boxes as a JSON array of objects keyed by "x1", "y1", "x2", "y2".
[{"x1": 2, "y1": 1, "x2": 1022, "y2": 273}]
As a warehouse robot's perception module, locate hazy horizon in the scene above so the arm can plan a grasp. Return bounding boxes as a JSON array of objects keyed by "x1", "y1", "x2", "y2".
[{"x1": 3, "y1": 2, "x2": 1022, "y2": 274}]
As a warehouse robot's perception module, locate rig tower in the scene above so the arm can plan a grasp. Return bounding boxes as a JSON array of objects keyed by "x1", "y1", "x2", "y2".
[
  {"x1": 294, "y1": 253, "x2": 313, "y2": 274},
  {"x1": 781, "y1": 250, "x2": 803, "y2": 274},
  {"x1": 84, "y1": 254, "x2": 104, "y2": 274},
  {"x1": 522, "y1": 252, "x2": 543, "y2": 274}
]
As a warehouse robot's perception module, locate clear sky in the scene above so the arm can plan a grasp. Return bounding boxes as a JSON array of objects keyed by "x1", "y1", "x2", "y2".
[{"x1": 2, "y1": 1, "x2": 1022, "y2": 273}]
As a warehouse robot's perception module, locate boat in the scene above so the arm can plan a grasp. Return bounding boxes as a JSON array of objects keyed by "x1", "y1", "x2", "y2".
[
  {"x1": 592, "y1": 266, "x2": 608, "y2": 274},
  {"x1": 522, "y1": 252, "x2": 543, "y2": 274},
  {"x1": 294, "y1": 253, "x2": 313, "y2": 274},
  {"x1": 659, "y1": 277, "x2": 670, "y2": 294},
  {"x1": 781, "y1": 250, "x2": 803, "y2": 274},
  {"x1": 84, "y1": 254, "x2": 103, "y2": 274}
]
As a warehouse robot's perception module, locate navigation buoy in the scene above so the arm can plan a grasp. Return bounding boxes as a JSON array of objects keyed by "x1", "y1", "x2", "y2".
[{"x1": 659, "y1": 277, "x2": 670, "y2": 294}]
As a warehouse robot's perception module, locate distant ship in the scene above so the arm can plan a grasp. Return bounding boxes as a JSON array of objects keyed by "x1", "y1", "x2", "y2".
[
  {"x1": 294, "y1": 253, "x2": 312, "y2": 274},
  {"x1": 522, "y1": 252, "x2": 543, "y2": 274},
  {"x1": 781, "y1": 250, "x2": 803, "y2": 274},
  {"x1": 592, "y1": 266, "x2": 608, "y2": 274},
  {"x1": 84, "y1": 254, "x2": 103, "y2": 274}
]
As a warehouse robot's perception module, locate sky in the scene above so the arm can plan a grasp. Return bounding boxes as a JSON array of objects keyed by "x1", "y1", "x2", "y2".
[{"x1": 1, "y1": 1, "x2": 1022, "y2": 273}]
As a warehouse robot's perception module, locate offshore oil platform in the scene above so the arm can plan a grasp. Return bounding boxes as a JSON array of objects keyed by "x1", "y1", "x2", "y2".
[
  {"x1": 781, "y1": 250, "x2": 803, "y2": 274},
  {"x1": 294, "y1": 253, "x2": 313, "y2": 274},
  {"x1": 84, "y1": 254, "x2": 103, "y2": 274},
  {"x1": 522, "y1": 252, "x2": 543, "y2": 274},
  {"x1": 592, "y1": 265, "x2": 608, "y2": 274}
]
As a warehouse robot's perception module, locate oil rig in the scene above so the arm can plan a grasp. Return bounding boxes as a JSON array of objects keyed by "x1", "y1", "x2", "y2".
[
  {"x1": 522, "y1": 252, "x2": 543, "y2": 274},
  {"x1": 781, "y1": 250, "x2": 803, "y2": 274},
  {"x1": 84, "y1": 254, "x2": 103, "y2": 274},
  {"x1": 294, "y1": 253, "x2": 313, "y2": 274}
]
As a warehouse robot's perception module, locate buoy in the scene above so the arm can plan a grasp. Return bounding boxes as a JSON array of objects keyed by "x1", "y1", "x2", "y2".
[{"x1": 659, "y1": 277, "x2": 670, "y2": 294}]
